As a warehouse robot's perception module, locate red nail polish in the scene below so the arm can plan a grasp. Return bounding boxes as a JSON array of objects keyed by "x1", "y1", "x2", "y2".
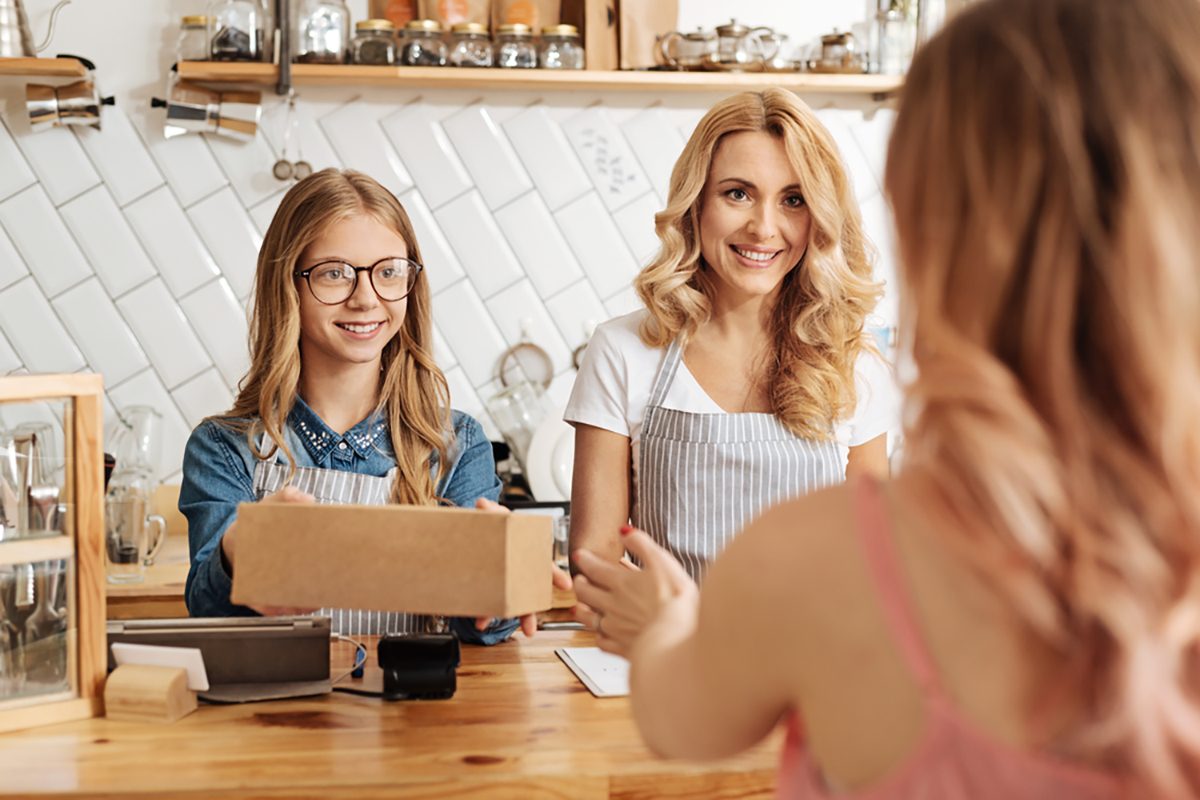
[{"x1": 620, "y1": 525, "x2": 633, "y2": 535}]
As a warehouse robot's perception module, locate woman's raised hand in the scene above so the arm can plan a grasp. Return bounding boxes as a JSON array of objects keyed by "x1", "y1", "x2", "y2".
[{"x1": 572, "y1": 526, "x2": 698, "y2": 658}]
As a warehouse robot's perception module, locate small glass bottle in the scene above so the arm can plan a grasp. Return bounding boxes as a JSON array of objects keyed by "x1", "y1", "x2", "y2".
[
  {"x1": 352, "y1": 19, "x2": 397, "y2": 65},
  {"x1": 206, "y1": 0, "x2": 268, "y2": 62},
  {"x1": 448, "y1": 22, "x2": 493, "y2": 68},
  {"x1": 494, "y1": 23, "x2": 537, "y2": 69},
  {"x1": 294, "y1": 0, "x2": 351, "y2": 64},
  {"x1": 400, "y1": 19, "x2": 448, "y2": 67},
  {"x1": 177, "y1": 15, "x2": 210, "y2": 62},
  {"x1": 538, "y1": 24, "x2": 584, "y2": 69}
]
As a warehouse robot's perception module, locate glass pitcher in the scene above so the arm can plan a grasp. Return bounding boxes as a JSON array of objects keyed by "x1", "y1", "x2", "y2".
[{"x1": 107, "y1": 405, "x2": 161, "y2": 479}]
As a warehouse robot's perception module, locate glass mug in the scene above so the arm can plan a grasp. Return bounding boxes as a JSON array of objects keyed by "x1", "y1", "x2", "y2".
[{"x1": 104, "y1": 495, "x2": 166, "y2": 584}]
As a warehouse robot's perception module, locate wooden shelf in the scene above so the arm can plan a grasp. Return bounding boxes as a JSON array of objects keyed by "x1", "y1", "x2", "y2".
[
  {"x1": 0, "y1": 56, "x2": 88, "y2": 78},
  {"x1": 178, "y1": 61, "x2": 901, "y2": 96}
]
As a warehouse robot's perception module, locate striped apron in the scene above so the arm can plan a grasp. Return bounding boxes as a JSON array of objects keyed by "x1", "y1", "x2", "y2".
[
  {"x1": 636, "y1": 338, "x2": 843, "y2": 580},
  {"x1": 252, "y1": 458, "x2": 439, "y2": 637}
]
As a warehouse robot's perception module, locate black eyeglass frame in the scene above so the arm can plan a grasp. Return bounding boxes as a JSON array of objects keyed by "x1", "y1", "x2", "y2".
[{"x1": 293, "y1": 256, "x2": 424, "y2": 305}]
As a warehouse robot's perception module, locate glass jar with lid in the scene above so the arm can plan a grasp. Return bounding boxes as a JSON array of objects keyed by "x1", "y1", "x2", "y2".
[
  {"x1": 538, "y1": 24, "x2": 584, "y2": 69},
  {"x1": 494, "y1": 23, "x2": 537, "y2": 69},
  {"x1": 400, "y1": 19, "x2": 448, "y2": 67},
  {"x1": 448, "y1": 22, "x2": 492, "y2": 68},
  {"x1": 177, "y1": 15, "x2": 210, "y2": 62},
  {"x1": 352, "y1": 19, "x2": 397, "y2": 65},
  {"x1": 206, "y1": 0, "x2": 268, "y2": 62},
  {"x1": 294, "y1": 0, "x2": 350, "y2": 64}
]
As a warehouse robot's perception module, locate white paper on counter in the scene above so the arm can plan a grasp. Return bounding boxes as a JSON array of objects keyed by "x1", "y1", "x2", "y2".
[
  {"x1": 555, "y1": 647, "x2": 629, "y2": 697},
  {"x1": 111, "y1": 642, "x2": 210, "y2": 691}
]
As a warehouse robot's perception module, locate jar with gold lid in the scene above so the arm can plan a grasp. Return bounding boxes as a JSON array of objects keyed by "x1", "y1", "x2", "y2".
[
  {"x1": 494, "y1": 23, "x2": 536, "y2": 69},
  {"x1": 401, "y1": 19, "x2": 448, "y2": 66},
  {"x1": 538, "y1": 23, "x2": 584, "y2": 69},
  {"x1": 177, "y1": 15, "x2": 210, "y2": 62},
  {"x1": 449, "y1": 22, "x2": 492, "y2": 68},
  {"x1": 352, "y1": 19, "x2": 397, "y2": 65}
]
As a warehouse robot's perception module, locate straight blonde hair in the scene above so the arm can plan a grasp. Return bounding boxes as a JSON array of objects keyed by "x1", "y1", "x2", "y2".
[
  {"x1": 222, "y1": 168, "x2": 450, "y2": 505},
  {"x1": 635, "y1": 89, "x2": 881, "y2": 439},
  {"x1": 889, "y1": 0, "x2": 1200, "y2": 793}
]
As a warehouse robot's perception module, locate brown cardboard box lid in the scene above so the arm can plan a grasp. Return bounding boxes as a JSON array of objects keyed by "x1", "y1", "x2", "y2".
[{"x1": 230, "y1": 504, "x2": 553, "y2": 619}]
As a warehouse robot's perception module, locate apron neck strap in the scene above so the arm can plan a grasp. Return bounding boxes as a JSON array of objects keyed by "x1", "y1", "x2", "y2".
[{"x1": 647, "y1": 336, "x2": 687, "y2": 409}]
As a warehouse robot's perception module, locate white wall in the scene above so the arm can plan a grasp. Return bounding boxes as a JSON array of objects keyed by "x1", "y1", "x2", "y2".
[{"x1": 4, "y1": 0, "x2": 897, "y2": 483}]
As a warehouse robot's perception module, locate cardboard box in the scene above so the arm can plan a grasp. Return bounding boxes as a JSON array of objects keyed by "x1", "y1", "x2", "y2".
[
  {"x1": 230, "y1": 504, "x2": 553, "y2": 619},
  {"x1": 618, "y1": 0, "x2": 678, "y2": 69}
]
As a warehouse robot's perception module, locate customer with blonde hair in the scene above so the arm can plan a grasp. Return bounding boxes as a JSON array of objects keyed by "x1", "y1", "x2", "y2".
[
  {"x1": 573, "y1": 0, "x2": 1200, "y2": 795},
  {"x1": 567, "y1": 88, "x2": 897, "y2": 581},
  {"x1": 181, "y1": 168, "x2": 568, "y2": 641}
]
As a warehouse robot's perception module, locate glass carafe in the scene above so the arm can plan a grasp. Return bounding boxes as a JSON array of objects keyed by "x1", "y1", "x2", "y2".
[{"x1": 107, "y1": 405, "x2": 161, "y2": 479}]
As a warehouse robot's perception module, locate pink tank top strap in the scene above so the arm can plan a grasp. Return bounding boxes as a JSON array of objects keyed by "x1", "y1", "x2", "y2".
[{"x1": 852, "y1": 475, "x2": 948, "y2": 701}]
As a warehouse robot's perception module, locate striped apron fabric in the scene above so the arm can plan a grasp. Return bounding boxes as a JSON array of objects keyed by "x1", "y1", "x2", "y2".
[
  {"x1": 252, "y1": 459, "x2": 439, "y2": 637},
  {"x1": 636, "y1": 338, "x2": 843, "y2": 580}
]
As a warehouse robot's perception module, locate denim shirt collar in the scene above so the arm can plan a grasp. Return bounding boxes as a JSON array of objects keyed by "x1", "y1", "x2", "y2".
[{"x1": 287, "y1": 395, "x2": 389, "y2": 462}]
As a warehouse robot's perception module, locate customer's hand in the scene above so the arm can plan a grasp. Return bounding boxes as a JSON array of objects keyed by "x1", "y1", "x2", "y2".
[
  {"x1": 572, "y1": 525, "x2": 698, "y2": 658},
  {"x1": 223, "y1": 485, "x2": 317, "y2": 617},
  {"x1": 473, "y1": 497, "x2": 573, "y2": 637}
]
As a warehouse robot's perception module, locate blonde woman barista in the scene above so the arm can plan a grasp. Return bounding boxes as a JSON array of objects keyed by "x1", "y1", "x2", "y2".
[
  {"x1": 566, "y1": 89, "x2": 898, "y2": 579},
  {"x1": 180, "y1": 168, "x2": 569, "y2": 641}
]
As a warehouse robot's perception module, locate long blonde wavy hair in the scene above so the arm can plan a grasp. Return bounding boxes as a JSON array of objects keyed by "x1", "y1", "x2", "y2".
[
  {"x1": 889, "y1": 0, "x2": 1200, "y2": 793},
  {"x1": 635, "y1": 89, "x2": 881, "y2": 438},
  {"x1": 222, "y1": 169, "x2": 450, "y2": 505}
]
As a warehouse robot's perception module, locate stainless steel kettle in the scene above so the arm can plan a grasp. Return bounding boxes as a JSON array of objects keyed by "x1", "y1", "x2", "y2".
[
  {"x1": 26, "y1": 56, "x2": 114, "y2": 131},
  {"x1": 0, "y1": 0, "x2": 70, "y2": 58}
]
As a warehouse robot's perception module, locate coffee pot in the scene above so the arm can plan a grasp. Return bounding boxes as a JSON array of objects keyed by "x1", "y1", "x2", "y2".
[
  {"x1": 0, "y1": 0, "x2": 70, "y2": 58},
  {"x1": 151, "y1": 70, "x2": 261, "y2": 141},
  {"x1": 26, "y1": 55, "x2": 114, "y2": 132}
]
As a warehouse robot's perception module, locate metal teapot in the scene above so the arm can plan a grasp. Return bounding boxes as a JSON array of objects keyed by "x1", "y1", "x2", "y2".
[
  {"x1": 0, "y1": 0, "x2": 71, "y2": 58},
  {"x1": 26, "y1": 55, "x2": 114, "y2": 131}
]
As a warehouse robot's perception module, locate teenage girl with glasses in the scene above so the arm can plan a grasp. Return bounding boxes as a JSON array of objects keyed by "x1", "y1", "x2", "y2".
[{"x1": 180, "y1": 168, "x2": 569, "y2": 642}]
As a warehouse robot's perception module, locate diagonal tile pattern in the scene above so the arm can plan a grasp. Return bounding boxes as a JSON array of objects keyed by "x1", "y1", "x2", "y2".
[{"x1": 0, "y1": 92, "x2": 896, "y2": 482}]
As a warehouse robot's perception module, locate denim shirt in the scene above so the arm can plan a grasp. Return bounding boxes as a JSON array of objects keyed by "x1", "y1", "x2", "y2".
[{"x1": 179, "y1": 397, "x2": 516, "y2": 645}]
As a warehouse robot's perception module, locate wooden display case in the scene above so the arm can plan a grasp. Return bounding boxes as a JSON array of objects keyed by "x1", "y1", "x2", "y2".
[{"x1": 0, "y1": 375, "x2": 105, "y2": 734}]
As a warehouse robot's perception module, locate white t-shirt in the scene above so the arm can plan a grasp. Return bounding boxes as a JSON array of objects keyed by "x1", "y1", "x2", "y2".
[{"x1": 564, "y1": 309, "x2": 900, "y2": 481}]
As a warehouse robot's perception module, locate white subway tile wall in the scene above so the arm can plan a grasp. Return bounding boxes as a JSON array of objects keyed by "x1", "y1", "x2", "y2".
[
  {"x1": 74, "y1": 108, "x2": 164, "y2": 207},
  {"x1": 0, "y1": 94, "x2": 894, "y2": 482},
  {"x1": 0, "y1": 119, "x2": 36, "y2": 202},
  {"x1": 6, "y1": 116, "x2": 100, "y2": 206},
  {"x1": 441, "y1": 104, "x2": 532, "y2": 210},
  {"x1": 125, "y1": 186, "x2": 220, "y2": 298},
  {"x1": 186, "y1": 187, "x2": 263, "y2": 300},
  {"x1": 51, "y1": 278, "x2": 148, "y2": 388},
  {"x1": 561, "y1": 107, "x2": 651, "y2": 213},
  {"x1": 0, "y1": 186, "x2": 92, "y2": 297},
  {"x1": 60, "y1": 185, "x2": 157, "y2": 296}
]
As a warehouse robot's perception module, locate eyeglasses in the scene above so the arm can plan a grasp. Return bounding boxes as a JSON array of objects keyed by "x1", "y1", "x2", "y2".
[{"x1": 294, "y1": 257, "x2": 423, "y2": 305}]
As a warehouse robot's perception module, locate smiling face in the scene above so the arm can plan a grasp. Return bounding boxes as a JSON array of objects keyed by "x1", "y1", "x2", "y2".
[
  {"x1": 697, "y1": 130, "x2": 812, "y2": 307},
  {"x1": 295, "y1": 213, "x2": 410, "y2": 372}
]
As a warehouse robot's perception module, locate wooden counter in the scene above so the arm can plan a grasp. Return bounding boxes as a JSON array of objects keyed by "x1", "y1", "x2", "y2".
[{"x1": 0, "y1": 631, "x2": 780, "y2": 798}]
